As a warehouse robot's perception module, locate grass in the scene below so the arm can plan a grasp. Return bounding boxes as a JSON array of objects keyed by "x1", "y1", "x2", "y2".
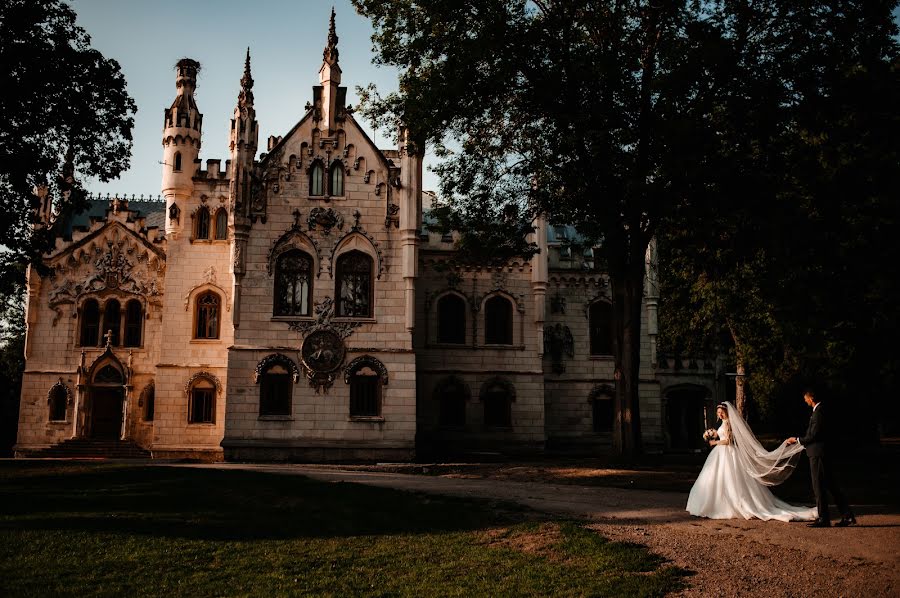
[{"x1": 0, "y1": 462, "x2": 686, "y2": 597}]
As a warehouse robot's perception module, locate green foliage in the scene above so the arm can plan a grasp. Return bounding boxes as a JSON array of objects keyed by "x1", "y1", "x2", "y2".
[
  {"x1": 0, "y1": 0, "x2": 136, "y2": 284},
  {"x1": 0, "y1": 284, "x2": 25, "y2": 456},
  {"x1": 0, "y1": 464, "x2": 686, "y2": 597}
]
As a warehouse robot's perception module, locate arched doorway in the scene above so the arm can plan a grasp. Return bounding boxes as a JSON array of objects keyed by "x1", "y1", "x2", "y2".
[
  {"x1": 89, "y1": 362, "x2": 126, "y2": 439},
  {"x1": 663, "y1": 385, "x2": 709, "y2": 451}
]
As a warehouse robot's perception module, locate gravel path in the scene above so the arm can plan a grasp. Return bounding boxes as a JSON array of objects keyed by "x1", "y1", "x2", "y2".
[{"x1": 178, "y1": 463, "x2": 900, "y2": 597}]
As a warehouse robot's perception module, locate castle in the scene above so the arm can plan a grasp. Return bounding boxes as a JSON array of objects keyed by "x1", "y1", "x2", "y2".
[{"x1": 15, "y1": 15, "x2": 717, "y2": 461}]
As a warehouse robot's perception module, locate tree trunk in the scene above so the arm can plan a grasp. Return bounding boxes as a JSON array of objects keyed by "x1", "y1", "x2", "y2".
[
  {"x1": 611, "y1": 255, "x2": 646, "y2": 459},
  {"x1": 728, "y1": 321, "x2": 747, "y2": 417}
]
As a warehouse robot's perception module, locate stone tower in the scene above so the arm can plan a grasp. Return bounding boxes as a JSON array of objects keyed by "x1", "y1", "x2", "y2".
[{"x1": 161, "y1": 58, "x2": 203, "y2": 237}]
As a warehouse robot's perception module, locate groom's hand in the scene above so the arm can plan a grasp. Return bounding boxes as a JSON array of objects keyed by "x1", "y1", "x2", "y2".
[{"x1": 786, "y1": 437, "x2": 798, "y2": 445}]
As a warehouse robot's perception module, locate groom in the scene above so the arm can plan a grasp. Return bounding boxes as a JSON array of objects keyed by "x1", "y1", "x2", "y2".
[{"x1": 786, "y1": 388, "x2": 855, "y2": 528}]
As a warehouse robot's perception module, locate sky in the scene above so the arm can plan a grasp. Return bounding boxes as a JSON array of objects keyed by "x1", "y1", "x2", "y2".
[{"x1": 69, "y1": 0, "x2": 441, "y2": 196}]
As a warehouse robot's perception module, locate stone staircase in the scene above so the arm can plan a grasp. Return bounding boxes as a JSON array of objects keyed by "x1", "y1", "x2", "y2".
[{"x1": 18, "y1": 438, "x2": 151, "y2": 459}]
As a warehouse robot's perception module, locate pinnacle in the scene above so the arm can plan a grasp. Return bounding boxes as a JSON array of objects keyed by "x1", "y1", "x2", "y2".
[
  {"x1": 239, "y1": 47, "x2": 254, "y2": 107},
  {"x1": 323, "y1": 6, "x2": 339, "y2": 64}
]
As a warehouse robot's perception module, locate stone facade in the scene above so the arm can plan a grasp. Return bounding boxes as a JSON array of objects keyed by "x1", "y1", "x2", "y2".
[{"x1": 14, "y1": 14, "x2": 717, "y2": 461}]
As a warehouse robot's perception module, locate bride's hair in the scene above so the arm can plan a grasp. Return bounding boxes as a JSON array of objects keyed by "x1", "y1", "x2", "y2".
[{"x1": 716, "y1": 403, "x2": 728, "y2": 411}]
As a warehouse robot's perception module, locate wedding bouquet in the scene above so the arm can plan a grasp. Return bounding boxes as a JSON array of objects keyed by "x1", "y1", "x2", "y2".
[{"x1": 702, "y1": 428, "x2": 718, "y2": 442}]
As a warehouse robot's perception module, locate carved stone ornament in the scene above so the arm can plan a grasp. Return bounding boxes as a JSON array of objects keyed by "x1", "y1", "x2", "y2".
[
  {"x1": 183, "y1": 371, "x2": 222, "y2": 398},
  {"x1": 254, "y1": 353, "x2": 301, "y2": 383},
  {"x1": 47, "y1": 225, "x2": 165, "y2": 325},
  {"x1": 343, "y1": 355, "x2": 388, "y2": 386},
  {"x1": 47, "y1": 378, "x2": 74, "y2": 405},
  {"x1": 543, "y1": 323, "x2": 574, "y2": 375},
  {"x1": 300, "y1": 329, "x2": 346, "y2": 393},
  {"x1": 308, "y1": 207, "x2": 344, "y2": 235},
  {"x1": 385, "y1": 203, "x2": 400, "y2": 228},
  {"x1": 550, "y1": 293, "x2": 566, "y2": 314},
  {"x1": 287, "y1": 296, "x2": 362, "y2": 341},
  {"x1": 169, "y1": 203, "x2": 180, "y2": 224}
]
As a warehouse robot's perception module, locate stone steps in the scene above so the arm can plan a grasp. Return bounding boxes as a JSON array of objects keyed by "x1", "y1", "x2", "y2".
[{"x1": 19, "y1": 438, "x2": 151, "y2": 459}]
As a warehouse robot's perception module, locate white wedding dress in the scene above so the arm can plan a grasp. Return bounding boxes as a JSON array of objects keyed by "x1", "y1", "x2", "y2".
[{"x1": 686, "y1": 409, "x2": 817, "y2": 522}]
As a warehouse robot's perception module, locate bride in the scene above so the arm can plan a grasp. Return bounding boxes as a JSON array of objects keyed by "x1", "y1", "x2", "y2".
[{"x1": 686, "y1": 401, "x2": 817, "y2": 522}]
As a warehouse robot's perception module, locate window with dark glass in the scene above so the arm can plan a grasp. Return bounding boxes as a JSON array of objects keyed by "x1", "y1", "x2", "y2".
[
  {"x1": 484, "y1": 296, "x2": 513, "y2": 345},
  {"x1": 195, "y1": 292, "x2": 220, "y2": 339},
  {"x1": 437, "y1": 294, "x2": 466, "y2": 344},
  {"x1": 589, "y1": 301, "x2": 613, "y2": 355},
  {"x1": 483, "y1": 383, "x2": 512, "y2": 427},
  {"x1": 124, "y1": 300, "x2": 142, "y2": 347},
  {"x1": 102, "y1": 299, "x2": 121, "y2": 346},
  {"x1": 349, "y1": 367, "x2": 381, "y2": 417},
  {"x1": 439, "y1": 380, "x2": 467, "y2": 427},
  {"x1": 260, "y1": 364, "x2": 292, "y2": 416},
  {"x1": 49, "y1": 386, "x2": 67, "y2": 422},
  {"x1": 189, "y1": 381, "x2": 215, "y2": 423},
  {"x1": 336, "y1": 251, "x2": 373, "y2": 317},
  {"x1": 214, "y1": 208, "x2": 228, "y2": 240},
  {"x1": 330, "y1": 162, "x2": 344, "y2": 196},
  {"x1": 274, "y1": 250, "x2": 312, "y2": 316},
  {"x1": 592, "y1": 396, "x2": 614, "y2": 433},
  {"x1": 196, "y1": 207, "x2": 211, "y2": 240},
  {"x1": 80, "y1": 299, "x2": 100, "y2": 347},
  {"x1": 310, "y1": 161, "x2": 324, "y2": 196},
  {"x1": 174, "y1": 152, "x2": 182, "y2": 171}
]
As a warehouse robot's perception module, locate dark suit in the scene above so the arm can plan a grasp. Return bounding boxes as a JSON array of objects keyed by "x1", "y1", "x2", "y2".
[{"x1": 799, "y1": 403, "x2": 850, "y2": 522}]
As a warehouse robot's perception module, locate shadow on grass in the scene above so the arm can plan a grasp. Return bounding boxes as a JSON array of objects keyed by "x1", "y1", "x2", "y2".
[{"x1": 0, "y1": 463, "x2": 524, "y2": 541}]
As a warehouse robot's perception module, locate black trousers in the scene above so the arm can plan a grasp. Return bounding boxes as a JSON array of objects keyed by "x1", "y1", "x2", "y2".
[{"x1": 809, "y1": 454, "x2": 851, "y2": 521}]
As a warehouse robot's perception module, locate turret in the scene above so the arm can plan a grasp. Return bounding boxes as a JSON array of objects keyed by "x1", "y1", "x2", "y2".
[
  {"x1": 162, "y1": 58, "x2": 203, "y2": 235},
  {"x1": 317, "y1": 8, "x2": 343, "y2": 133},
  {"x1": 398, "y1": 126, "x2": 423, "y2": 336}
]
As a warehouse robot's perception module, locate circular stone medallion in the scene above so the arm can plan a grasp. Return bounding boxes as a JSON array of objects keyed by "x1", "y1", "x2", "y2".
[{"x1": 300, "y1": 329, "x2": 346, "y2": 373}]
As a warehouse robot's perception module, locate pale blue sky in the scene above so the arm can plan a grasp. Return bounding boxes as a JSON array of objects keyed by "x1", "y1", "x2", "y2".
[{"x1": 69, "y1": 0, "x2": 441, "y2": 196}]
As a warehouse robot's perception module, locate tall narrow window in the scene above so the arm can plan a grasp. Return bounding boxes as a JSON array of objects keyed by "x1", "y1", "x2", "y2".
[
  {"x1": 589, "y1": 301, "x2": 613, "y2": 355},
  {"x1": 102, "y1": 299, "x2": 121, "y2": 346},
  {"x1": 484, "y1": 296, "x2": 513, "y2": 345},
  {"x1": 336, "y1": 251, "x2": 373, "y2": 317},
  {"x1": 349, "y1": 367, "x2": 381, "y2": 417},
  {"x1": 310, "y1": 161, "x2": 324, "y2": 196},
  {"x1": 124, "y1": 300, "x2": 142, "y2": 347},
  {"x1": 49, "y1": 385, "x2": 67, "y2": 422},
  {"x1": 195, "y1": 292, "x2": 220, "y2": 339},
  {"x1": 80, "y1": 299, "x2": 100, "y2": 347},
  {"x1": 196, "y1": 207, "x2": 211, "y2": 240},
  {"x1": 214, "y1": 208, "x2": 228, "y2": 240},
  {"x1": 437, "y1": 294, "x2": 466, "y2": 344},
  {"x1": 174, "y1": 152, "x2": 182, "y2": 171},
  {"x1": 274, "y1": 250, "x2": 313, "y2": 316},
  {"x1": 330, "y1": 162, "x2": 344, "y2": 196},
  {"x1": 189, "y1": 379, "x2": 215, "y2": 423},
  {"x1": 259, "y1": 364, "x2": 292, "y2": 416},
  {"x1": 143, "y1": 384, "x2": 155, "y2": 422}
]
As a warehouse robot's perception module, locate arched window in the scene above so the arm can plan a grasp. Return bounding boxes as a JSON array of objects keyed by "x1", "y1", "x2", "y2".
[
  {"x1": 80, "y1": 299, "x2": 100, "y2": 347},
  {"x1": 336, "y1": 251, "x2": 373, "y2": 317},
  {"x1": 49, "y1": 384, "x2": 68, "y2": 422},
  {"x1": 142, "y1": 383, "x2": 155, "y2": 421},
  {"x1": 330, "y1": 162, "x2": 344, "y2": 196},
  {"x1": 189, "y1": 377, "x2": 215, "y2": 424},
  {"x1": 274, "y1": 250, "x2": 313, "y2": 316},
  {"x1": 194, "y1": 292, "x2": 220, "y2": 339},
  {"x1": 196, "y1": 207, "x2": 211, "y2": 240},
  {"x1": 102, "y1": 299, "x2": 121, "y2": 346},
  {"x1": 214, "y1": 208, "x2": 228, "y2": 240},
  {"x1": 259, "y1": 364, "x2": 292, "y2": 417},
  {"x1": 484, "y1": 296, "x2": 513, "y2": 345},
  {"x1": 482, "y1": 379, "x2": 513, "y2": 428},
  {"x1": 349, "y1": 366, "x2": 381, "y2": 417},
  {"x1": 173, "y1": 152, "x2": 182, "y2": 171},
  {"x1": 124, "y1": 300, "x2": 142, "y2": 347},
  {"x1": 437, "y1": 294, "x2": 466, "y2": 344},
  {"x1": 437, "y1": 377, "x2": 468, "y2": 428},
  {"x1": 589, "y1": 301, "x2": 613, "y2": 355},
  {"x1": 310, "y1": 161, "x2": 324, "y2": 196}
]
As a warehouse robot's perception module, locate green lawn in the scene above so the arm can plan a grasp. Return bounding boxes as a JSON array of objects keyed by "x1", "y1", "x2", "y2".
[{"x1": 0, "y1": 463, "x2": 686, "y2": 597}]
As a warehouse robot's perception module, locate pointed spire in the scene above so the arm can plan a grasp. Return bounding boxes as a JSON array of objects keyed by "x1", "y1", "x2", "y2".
[
  {"x1": 323, "y1": 7, "x2": 339, "y2": 64},
  {"x1": 238, "y1": 47, "x2": 254, "y2": 107}
]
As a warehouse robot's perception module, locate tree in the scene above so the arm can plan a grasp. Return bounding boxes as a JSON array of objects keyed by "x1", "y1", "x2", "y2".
[
  {"x1": 0, "y1": 284, "x2": 25, "y2": 456},
  {"x1": 0, "y1": 0, "x2": 136, "y2": 293},
  {"x1": 354, "y1": 0, "x2": 899, "y2": 456}
]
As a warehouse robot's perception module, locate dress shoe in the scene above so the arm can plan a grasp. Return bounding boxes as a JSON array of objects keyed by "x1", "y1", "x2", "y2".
[
  {"x1": 807, "y1": 519, "x2": 831, "y2": 528},
  {"x1": 834, "y1": 515, "x2": 857, "y2": 527}
]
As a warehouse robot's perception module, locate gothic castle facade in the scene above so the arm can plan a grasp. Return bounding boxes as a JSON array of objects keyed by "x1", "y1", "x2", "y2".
[{"x1": 15, "y1": 17, "x2": 717, "y2": 461}]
